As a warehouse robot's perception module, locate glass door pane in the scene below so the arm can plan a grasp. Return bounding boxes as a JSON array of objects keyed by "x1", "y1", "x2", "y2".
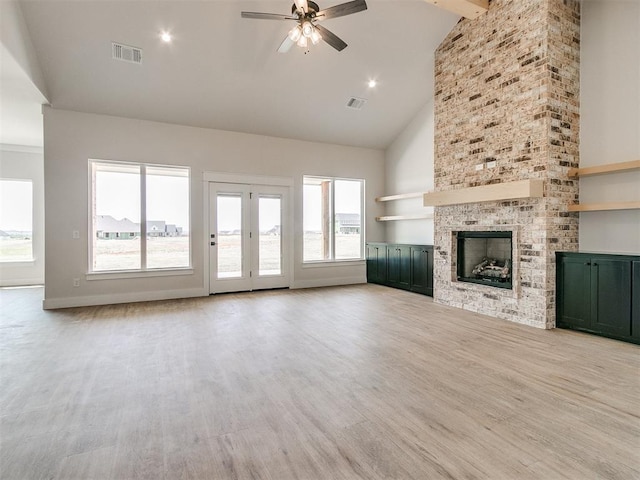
[
  {"x1": 258, "y1": 196, "x2": 282, "y2": 276},
  {"x1": 217, "y1": 194, "x2": 242, "y2": 278}
]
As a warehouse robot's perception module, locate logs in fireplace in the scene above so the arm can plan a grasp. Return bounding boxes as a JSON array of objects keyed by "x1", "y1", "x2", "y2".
[
  {"x1": 457, "y1": 231, "x2": 513, "y2": 289},
  {"x1": 472, "y1": 257, "x2": 512, "y2": 281}
]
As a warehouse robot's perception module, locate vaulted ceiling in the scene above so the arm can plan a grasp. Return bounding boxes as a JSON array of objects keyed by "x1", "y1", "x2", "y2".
[{"x1": 3, "y1": 0, "x2": 461, "y2": 149}]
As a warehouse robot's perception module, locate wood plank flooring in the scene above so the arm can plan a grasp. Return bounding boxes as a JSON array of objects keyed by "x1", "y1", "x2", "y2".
[{"x1": 1, "y1": 284, "x2": 639, "y2": 479}]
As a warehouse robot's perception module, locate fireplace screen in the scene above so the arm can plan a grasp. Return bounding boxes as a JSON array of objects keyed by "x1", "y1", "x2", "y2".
[{"x1": 457, "y1": 231, "x2": 512, "y2": 289}]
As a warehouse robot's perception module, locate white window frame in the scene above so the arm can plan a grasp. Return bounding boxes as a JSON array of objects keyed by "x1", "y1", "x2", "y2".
[
  {"x1": 303, "y1": 175, "x2": 365, "y2": 264},
  {"x1": 88, "y1": 159, "x2": 192, "y2": 277}
]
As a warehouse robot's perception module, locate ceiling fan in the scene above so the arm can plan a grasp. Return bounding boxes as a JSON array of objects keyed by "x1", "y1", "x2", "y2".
[{"x1": 241, "y1": 0, "x2": 368, "y2": 53}]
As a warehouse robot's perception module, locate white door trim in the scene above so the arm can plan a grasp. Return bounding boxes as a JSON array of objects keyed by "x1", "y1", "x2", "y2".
[
  {"x1": 203, "y1": 171, "x2": 293, "y2": 187},
  {"x1": 203, "y1": 172, "x2": 294, "y2": 295}
]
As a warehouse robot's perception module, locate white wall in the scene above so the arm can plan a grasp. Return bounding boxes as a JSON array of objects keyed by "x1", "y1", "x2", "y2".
[
  {"x1": 43, "y1": 107, "x2": 385, "y2": 308},
  {"x1": 579, "y1": 0, "x2": 640, "y2": 254},
  {"x1": 383, "y1": 101, "x2": 435, "y2": 245},
  {"x1": 0, "y1": 145, "x2": 45, "y2": 286}
]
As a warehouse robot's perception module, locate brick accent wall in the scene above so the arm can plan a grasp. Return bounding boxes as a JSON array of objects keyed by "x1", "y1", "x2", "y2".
[{"x1": 433, "y1": 0, "x2": 580, "y2": 328}]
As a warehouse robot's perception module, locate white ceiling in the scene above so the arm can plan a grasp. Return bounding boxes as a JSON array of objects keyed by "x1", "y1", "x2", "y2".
[{"x1": 8, "y1": 0, "x2": 460, "y2": 150}]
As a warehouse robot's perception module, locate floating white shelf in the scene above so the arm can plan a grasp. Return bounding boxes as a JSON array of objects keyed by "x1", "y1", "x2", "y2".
[
  {"x1": 375, "y1": 213, "x2": 434, "y2": 222},
  {"x1": 375, "y1": 192, "x2": 427, "y2": 202},
  {"x1": 568, "y1": 160, "x2": 640, "y2": 212},
  {"x1": 568, "y1": 160, "x2": 640, "y2": 178},
  {"x1": 568, "y1": 202, "x2": 640, "y2": 212}
]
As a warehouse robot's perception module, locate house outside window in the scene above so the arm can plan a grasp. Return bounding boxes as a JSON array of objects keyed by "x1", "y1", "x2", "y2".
[
  {"x1": 90, "y1": 160, "x2": 190, "y2": 272},
  {"x1": 303, "y1": 176, "x2": 364, "y2": 262}
]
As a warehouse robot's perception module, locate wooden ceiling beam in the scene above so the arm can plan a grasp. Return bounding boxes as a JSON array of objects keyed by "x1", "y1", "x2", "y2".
[{"x1": 422, "y1": 0, "x2": 489, "y2": 19}]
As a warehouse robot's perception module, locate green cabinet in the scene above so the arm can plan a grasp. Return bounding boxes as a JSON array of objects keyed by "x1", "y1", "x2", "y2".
[
  {"x1": 556, "y1": 252, "x2": 639, "y2": 344},
  {"x1": 365, "y1": 243, "x2": 387, "y2": 284},
  {"x1": 366, "y1": 243, "x2": 433, "y2": 296}
]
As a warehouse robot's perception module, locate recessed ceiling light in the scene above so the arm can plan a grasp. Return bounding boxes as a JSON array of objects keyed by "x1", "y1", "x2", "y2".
[
  {"x1": 368, "y1": 79, "x2": 377, "y2": 88},
  {"x1": 160, "y1": 31, "x2": 172, "y2": 43}
]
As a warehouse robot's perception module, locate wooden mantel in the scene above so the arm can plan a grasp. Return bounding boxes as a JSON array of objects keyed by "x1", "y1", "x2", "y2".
[
  {"x1": 421, "y1": 0, "x2": 489, "y2": 19},
  {"x1": 423, "y1": 179, "x2": 544, "y2": 207}
]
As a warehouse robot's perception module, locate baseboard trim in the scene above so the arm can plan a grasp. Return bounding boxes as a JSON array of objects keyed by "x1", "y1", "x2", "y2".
[
  {"x1": 0, "y1": 278, "x2": 44, "y2": 288},
  {"x1": 42, "y1": 288, "x2": 208, "y2": 309},
  {"x1": 292, "y1": 277, "x2": 366, "y2": 290}
]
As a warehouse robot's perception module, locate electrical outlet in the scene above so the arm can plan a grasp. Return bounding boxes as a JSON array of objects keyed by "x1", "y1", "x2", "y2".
[
  {"x1": 475, "y1": 163, "x2": 484, "y2": 171},
  {"x1": 72, "y1": 230, "x2": 80, "y2": 239},
  {"x1": 486, "y1": 160, "x2": 497, "y2": 169},
  {"x1": 73, "y1": 278, "x2": 80, "y2": 287}
]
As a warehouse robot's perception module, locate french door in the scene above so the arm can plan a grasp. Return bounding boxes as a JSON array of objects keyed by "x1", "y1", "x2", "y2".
[{"x1": 209, "y1": 182, "x2": 290, "y2": 294}]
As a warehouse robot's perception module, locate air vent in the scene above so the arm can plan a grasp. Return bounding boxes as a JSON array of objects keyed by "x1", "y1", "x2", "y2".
[
  {"x1": 112, "y1": 42, "x2": 143, "y2": 64},
  {"x1": 346, "y1": 97, "x2": 367, "y2": 110}
]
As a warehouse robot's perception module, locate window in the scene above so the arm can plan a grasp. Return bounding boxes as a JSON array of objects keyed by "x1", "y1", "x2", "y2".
[
  {"x1": 303, "y1": 176, "x2": 364, "y2": 262},
  {"x1": 90, "y1": 160, "x2": 190, "y2": 272},
  {"x1": 0, "y1": 179, "x2": 33, "y2": 262}
]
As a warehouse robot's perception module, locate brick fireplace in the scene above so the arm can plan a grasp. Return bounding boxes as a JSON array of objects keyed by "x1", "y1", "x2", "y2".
[{"x1": 432, "y1": 0, "x2": 580, "y2": 328}]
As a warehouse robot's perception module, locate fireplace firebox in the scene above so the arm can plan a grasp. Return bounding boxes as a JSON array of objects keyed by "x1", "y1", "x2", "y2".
[{"x1": 457, "y1": 231, "x2": 513, "y2": 289}]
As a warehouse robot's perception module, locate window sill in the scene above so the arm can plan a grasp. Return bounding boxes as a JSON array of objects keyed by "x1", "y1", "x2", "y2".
[
  {"x1": 302, "y1": 260, "x2": 365, "y2": 268},
  {"x1": 86, "y1": 267, "x2": 193, "y2": 281},
  {"x1": 0, "y1": 259, "x2": 36, "y2": 265}
]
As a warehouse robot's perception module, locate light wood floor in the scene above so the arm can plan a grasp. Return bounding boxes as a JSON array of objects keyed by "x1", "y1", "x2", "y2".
[{"x1": 1, "y1": 285, "x2": 638, "y2": 479}]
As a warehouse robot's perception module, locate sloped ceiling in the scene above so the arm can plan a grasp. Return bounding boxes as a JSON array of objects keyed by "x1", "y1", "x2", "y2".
[
  {"x1": 12, "y1": 0, "x2": 460, "y2": 149},
  {"x1": 0, "y1": 0, "x2": 48, "y2": 147}
]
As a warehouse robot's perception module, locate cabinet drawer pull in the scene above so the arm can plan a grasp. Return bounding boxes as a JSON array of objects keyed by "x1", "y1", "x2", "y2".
[{"x1": 585, "y1": 262, "x2": 591, "y2": 265}]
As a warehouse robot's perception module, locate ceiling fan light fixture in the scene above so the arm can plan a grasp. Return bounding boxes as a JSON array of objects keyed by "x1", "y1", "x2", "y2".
[
  {"x1": 301, "y1": 21, "x2": 314, "y2": 38},
  {"x1": 310, "y1": 28, "x2": 322, "y2": 45},
  {"x1": 297, "y1": 35, "x2": 308, "y2": 48},
  {"x1": 288, "y1": 25, "x2": 302, "y2": 42}
]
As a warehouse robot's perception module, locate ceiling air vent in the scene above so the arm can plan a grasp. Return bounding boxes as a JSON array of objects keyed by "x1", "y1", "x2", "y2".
[
  {"x1": 346, "y1": 97, "x2": 367, "y2": 110},
  {"x1": 112, "y1": 42, "x2": 143, "y2": 64}
]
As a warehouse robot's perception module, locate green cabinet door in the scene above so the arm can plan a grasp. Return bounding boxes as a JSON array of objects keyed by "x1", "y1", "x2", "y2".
[
  {"x1": 591, "y1": 257, "x2": 632, "y2": 337},
  {"x1": 557, "y1": 255, "x2": 591, "y2": 329},
  {"x1": 632, "y1": 262, "x2": 640, "y2": 340},
  {"x1": 410, "y1": 246, "x2": 433, "y2": 295},
  {"x1": 366, "y1": 243, "x2": 386, "y2": 284},
  {"x1": 387, "y1": 245, "x2": 411, "y2": 290}
]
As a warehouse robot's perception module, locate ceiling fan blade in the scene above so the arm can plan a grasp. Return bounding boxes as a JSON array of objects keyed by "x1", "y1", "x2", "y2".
[
  {"x1": 294, "y1": 0, "x2": 309, "y2": 13},
  {"x1": 241, "y1": 11, "x2": 297, "y2": 20},
  {"x1": 314, "y1": 24, "x2": 348, "y2": 51},
  {"x1": 316, "y1": 0, "x2": 367, "y2": 20},
  {"x1": 277, "y1": 35, "x2": 295, "y2": 53}
]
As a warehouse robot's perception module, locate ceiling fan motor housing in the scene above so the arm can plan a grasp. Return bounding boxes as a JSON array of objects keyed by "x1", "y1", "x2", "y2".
[{"x1": 292, "y1": 1, "x2": 320, "y2": 16}]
